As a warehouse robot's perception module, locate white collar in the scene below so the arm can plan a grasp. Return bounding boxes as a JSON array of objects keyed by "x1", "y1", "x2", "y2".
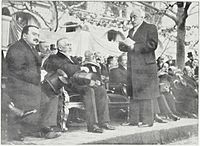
[
  {"x1": 133, "y1": 21, "x2": 143, "y2": 31},
  {"x1": 60, "y1": 51, "x2": 71, "y2": 58}
]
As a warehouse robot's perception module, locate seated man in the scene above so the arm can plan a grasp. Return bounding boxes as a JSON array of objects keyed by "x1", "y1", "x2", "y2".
[
  {"x1": 171, "y1": 66, "x2": 198, "y2": 118},
  {"x1": 109, "y1": 53, "x2": 127, "y2": 96},
  {"x1": 43, "y1": 38, "x2": 115, "y2": 133},
  {"x1": 82, "y1": 50, "x2": 102, "y2": 86},
  {"x1": 106, "y1": 56, "x2": 118, "y2": 72},
  {"x1": 157, "y1": 63, "x2": 180, "y2": 120}
]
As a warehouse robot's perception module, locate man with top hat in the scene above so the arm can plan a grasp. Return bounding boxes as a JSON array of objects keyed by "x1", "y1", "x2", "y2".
[
  {"x1": 43, "y1": 37, "x2": 115, "y2": 133},
  {"x1": 185, "y1": 52, "x2": 194, "y2": 68}
]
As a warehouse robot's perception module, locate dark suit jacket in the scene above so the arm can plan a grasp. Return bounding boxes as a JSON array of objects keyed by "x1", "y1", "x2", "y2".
[
  {"x1": 82, "y1": 61, "x2": 101, "y2": 81},
  {"x1": 6, "y1": 39, "x2": 41, "y2": 85},
  {"x1": 5, "y1": 39, "x2": 46, "y2": 125},
  {"x1": 43, "y1": 51, "x2": 81, "y2": 78},
  {"x1": 109, "y1": 64, "x2": 127, "y2": 95},
  {"x1": 109, "y1": 64, "x2": 127, "y2": 85},
  {"x1": 119, "y1": 21, "x2": 160, "y2": 100}
]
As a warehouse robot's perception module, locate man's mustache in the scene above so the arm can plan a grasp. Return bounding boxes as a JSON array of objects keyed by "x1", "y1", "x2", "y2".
[{"x1": 33, "y1": 39, "x2": 39, "y2": 43}]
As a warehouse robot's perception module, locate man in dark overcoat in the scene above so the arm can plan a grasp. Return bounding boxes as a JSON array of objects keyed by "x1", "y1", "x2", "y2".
[
  {"x1": 119, "y1": 7, "x2": 160, "y2": 126},
  {"x1": 43, "y1": 38, "x2": 115, "y2": 133},
  {"x1": 6, "y1": 25, "x2": 60, "y2": 140}
]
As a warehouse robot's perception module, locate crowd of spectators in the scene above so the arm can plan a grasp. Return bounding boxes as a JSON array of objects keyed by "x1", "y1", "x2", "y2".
[
  {"x1": 39, "y1": 42, "x2": 198, "y2": 120},
  {"x1": 36, "y1": 42, "x2": 198, "y2": 120},
  {"x1": 1, "y1": 25, "x2": 198, "y2": 142}
]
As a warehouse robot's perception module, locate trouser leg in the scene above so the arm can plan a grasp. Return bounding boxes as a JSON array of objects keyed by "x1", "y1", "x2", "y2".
[
  {"x1": 40, "y1": 96, "x2": 59, "y2": 127},
  {"x1": 163, "y1": 93, "x2": 177, "y2": 114},
  {"x1": 140, "y1": 99, "x2": 154, "y2": 124},
  {"x1": 82, "y1": 87, "x2": 98, "y2": 127},
  {"x1": 94, "y1": 86, "x2": 110, "y2": 124},
  {"x1": 7, "y1": 112, "x2": 22, "y2": 139},
  {"x1": 153, "y1": 98, "x2": 160, "y2": 114},
  {"x1": 157, "y1": 94, "x2": 172, "y2": 114},
  {"x1": 129, "y1": 99, "x2": 140, "y2": 124}
]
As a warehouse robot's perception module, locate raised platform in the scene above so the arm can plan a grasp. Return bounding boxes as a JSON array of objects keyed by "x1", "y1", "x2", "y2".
[{"x1": 5, "y1": 118, "x2": 198, "y2": 145}]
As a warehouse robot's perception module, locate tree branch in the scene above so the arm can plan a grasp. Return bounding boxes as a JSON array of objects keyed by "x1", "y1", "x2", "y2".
[
  {"x1": 50, "y1": 1, "x2": 58, "y2": 32},
  {"x1": 161, "y1": 2, "x2": 176, "y2": 15},
  {"x1": 183, "y1": 2, "x2": 192, "y2": 20},
  {"x1": 8, "y1": 1, "x2": 26, "y2": 11},
  {"x1": 188, "y1": 11, "x2": 199, "y2": 16},
  {"x1": 69, "y1": 1, "x2": 85, "y2": 9},
  {"x1": 24, "y1": 2, "x2": 52, "y2": 29},
  {"x1": 185, "y1": 2, "x2": 192, "y2": 12},
  {"x1": 139, "y1": 2, "x2": 177, "y2": 23},
  {"x1": 58, "y1": 2, "x2": 85, "y2": 21},
  {"x1": 189, "y1": 3, "x2": 198, "y2": 13}
]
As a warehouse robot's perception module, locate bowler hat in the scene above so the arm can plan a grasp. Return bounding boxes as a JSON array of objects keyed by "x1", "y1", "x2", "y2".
[{"x1": 187, "y1": 52, "x2": 193, "y2": 58}]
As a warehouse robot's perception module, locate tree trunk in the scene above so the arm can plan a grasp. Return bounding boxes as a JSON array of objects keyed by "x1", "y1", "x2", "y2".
[
  {"x1": 176, "y1": 26, "x2": 186, "y2": 70},
  {"x1": 176, "y1": 2, "x2": 186, "y2": 70}
]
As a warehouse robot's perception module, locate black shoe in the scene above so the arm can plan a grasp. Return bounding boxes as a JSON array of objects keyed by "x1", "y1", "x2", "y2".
[
  {"x1": 88, "y1": 125, "x2": 103, "y2": 133},
  {"x1": 138, "y1": 123, "x2": 153, "y2": 128},
  {"x1": 121, "y1": 122, "x2": 138, "y2": 126},
  {"x1": 9, "y1": 134, "x2": 24, "y2": 141},
  {"x1": 44, "y1": 131, "x2": 61, "y2": 139},
  {"x1": 155, "y1": 115, "x2": 167, "y2": 123},
  {"x1": 50, "y1": 126, "x2": 62, "y2": 132},
  {"x1": 41, "y1": 127, "x2": 53, "y2": 134},
  {"x1": 100, "y1": 123, "x2": 115, "y2": 130},
  {"x1": 41, "y1": 126, "x2": 61, "y2": 139},
  {"x1": 168, "y1": 114, "x2": 180, "y2": 121}
]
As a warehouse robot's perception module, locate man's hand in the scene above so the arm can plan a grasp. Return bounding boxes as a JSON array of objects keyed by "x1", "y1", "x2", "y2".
[
  {"x1": 120, "y1": 38, "x2": 135, "y2": 50},
  {"x1": 89, "y1": 80, "x2": 96, "y2": 86},
  {"x1": 80, "y1": 67, "x2": 89, "y2": 73},
  {"x1": 124, "y1": 38, "x2": 135, "y2": 50}
]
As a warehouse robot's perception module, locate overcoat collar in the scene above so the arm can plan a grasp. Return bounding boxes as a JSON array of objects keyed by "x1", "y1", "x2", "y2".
[
  {"x1": 19, "y1": 39, "x2": 41, "y2": 65},
  {"x1": 118, "y1": 64, "x2": 126, "y2": 70},
  {"x1": 82, "y1": 61, "x2": 101, "y2": 68},
  {"x1": 128, "y1": 21, "x2": 147, "y2": 39},
  {"x1": 57, "y1": 51, "x2": 74, "y2": 64}
]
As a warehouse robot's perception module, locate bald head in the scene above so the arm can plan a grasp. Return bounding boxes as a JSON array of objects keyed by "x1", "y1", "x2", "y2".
[
  {"x1": 39, "y1": 41, "x2": 50, "y2": 54},
  {"x1": 130, "y1": 7, "x2": 145, "y2": 18},
  {"x1": 130, "y1": 7, "x2": 145, "y2": 27},
  {"x1": 84, "y1": 50, "x2": 96, "y2": 62},
  {"x1": 57, "y1": 37, "x2": 72, "y2": 54}
]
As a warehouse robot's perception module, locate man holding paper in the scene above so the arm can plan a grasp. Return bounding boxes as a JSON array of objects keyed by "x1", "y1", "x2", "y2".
[{"x1": 119, "y1": 7, "x2": 160, "y2": 127}]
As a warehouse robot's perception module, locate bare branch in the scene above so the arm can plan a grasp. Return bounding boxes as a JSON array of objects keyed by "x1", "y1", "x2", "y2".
[
  {"x1": 188, "y1": 11, "x2": 199, "y2": 16},
  {"x1": 189, "y1": 3, "x2": 199, "y2": 13},
  {"x1": 58, "y1": 2, "x2": 85, "y2": 21},
  {"x1": 185, "y1": 2, "x2": 192, "y2": 12},
  {"x1": 9, "y1": 1, "x2": 52, "y2": 29},
  {"x1": 49, "y1": 1, "x2": 58, "y2": 32},
  {"x1": 8, "y1": 1, "x2": 26, "y2": 11},
  {"x1": 183, "y1": 2, "x2": 192, "y2": 20},
  {"x1": 161, "y1": 2, "x2": 176, "y2": 15},
  {"x1": 69, "y1": 2, "x2": 85, "y2": 9},
  {"x1": 24, "y1": 2, "x2": 52, "y2": 29},
  {"x1": 139, "y1": 1, "x2": 177, "y2": 23}
]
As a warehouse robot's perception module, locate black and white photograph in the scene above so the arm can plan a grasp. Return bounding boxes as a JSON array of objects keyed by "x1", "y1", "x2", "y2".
[{"x1": 1, "y1": 0, "x2": 199, "y2": 145}]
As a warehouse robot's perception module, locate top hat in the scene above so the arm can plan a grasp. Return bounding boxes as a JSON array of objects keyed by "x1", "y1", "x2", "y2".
[
  {"x1": 187, "y1": 52, "x2": 193, "y2": 58},
  {"x1": 41, "y1": 69, "x2": 69, "y2": 96}
]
